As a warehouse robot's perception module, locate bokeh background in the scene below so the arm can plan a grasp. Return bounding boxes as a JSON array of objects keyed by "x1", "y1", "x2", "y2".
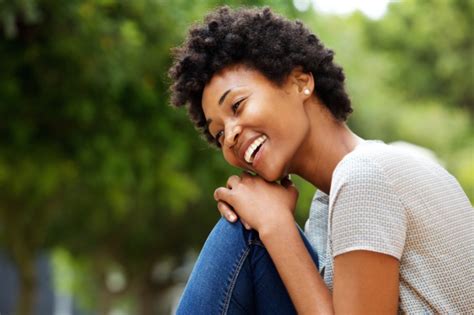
[{"x1": 0, "y1": 0, "x2": 472, "y2": 314}]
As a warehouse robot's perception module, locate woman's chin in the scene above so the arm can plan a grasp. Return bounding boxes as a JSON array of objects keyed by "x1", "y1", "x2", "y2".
[{"x1": 259, "y1": 169, "x2": 285, "y2": 183}]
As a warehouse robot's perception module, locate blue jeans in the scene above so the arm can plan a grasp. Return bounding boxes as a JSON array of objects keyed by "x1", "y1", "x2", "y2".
[{"x1": 176, "y1": 217, "x2": 319, "y2": 314}]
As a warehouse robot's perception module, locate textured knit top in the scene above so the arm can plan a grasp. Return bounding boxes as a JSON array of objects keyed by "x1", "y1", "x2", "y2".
[{"x1": 304, "y1": 140, "x2": 474, "y2": 314}]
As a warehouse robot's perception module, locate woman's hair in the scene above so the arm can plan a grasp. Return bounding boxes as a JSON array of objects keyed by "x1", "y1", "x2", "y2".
[{"x1": 168, "y1": 6, "x2": 352, "y2": 146}]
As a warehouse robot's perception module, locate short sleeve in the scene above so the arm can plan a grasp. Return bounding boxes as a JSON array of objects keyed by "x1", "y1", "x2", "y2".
[{"x1": 329, "y1": 156, "x2": 407, "y2": 260}]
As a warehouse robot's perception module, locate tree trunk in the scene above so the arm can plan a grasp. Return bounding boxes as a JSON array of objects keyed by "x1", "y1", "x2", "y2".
[
  {"x1": 98, "y1": 285, "x2": 113, "y2": 315},
  {"x1": 137, "y1": 278, "x2": 155, "y2": 315},
  {"x1": 96, "y1": 265, "x2": 113, "y2": 315},
  {"x1": 16, "y1": 256, "x2": 37, "y2": 315}
]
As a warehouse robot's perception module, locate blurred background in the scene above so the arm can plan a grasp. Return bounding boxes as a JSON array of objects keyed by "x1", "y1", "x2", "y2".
[{"x1": 0, "y1": 0, "x2": 472, "y2": 314}]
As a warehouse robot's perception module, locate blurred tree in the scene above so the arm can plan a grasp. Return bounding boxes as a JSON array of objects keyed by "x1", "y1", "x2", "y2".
[
  {"x1": 363, "y1": 0, "x2": 474, "y2": 114},
  {"x1": 0, "y1": 0, "x2": 296, "y2": 314},
  {"x1": 0, "y1": 0, "x2": 204, "y2": 313},
  {"x1": 1, "y1": 0, "x2": 470, "y2": 314}
]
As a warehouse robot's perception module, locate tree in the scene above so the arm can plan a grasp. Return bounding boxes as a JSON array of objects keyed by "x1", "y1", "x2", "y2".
[
  {"x1": 363, "y1": 0, "x2": 474, "y2": 114},
  {"x1": 0, "y1": 0, "x2": 297, "y2": 314}
]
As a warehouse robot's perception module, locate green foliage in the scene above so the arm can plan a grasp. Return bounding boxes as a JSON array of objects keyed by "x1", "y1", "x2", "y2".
[
  {"x1": 0, "y1": 0, "x2": 221, "y2": 312},
  {"x1": 0, "y1": 0, "x2": 297, "y2": 312},
  {"x1": 0, "y1": 0, "x2": 472, "y2": 313},
  {"x1": 363, "y1": 0, "x2": 474, "y2": 113}
]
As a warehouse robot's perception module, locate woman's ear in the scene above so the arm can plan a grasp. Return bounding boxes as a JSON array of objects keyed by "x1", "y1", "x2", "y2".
[{"x1": 289, "y1": 67, "x2": 315, "y2": 99}]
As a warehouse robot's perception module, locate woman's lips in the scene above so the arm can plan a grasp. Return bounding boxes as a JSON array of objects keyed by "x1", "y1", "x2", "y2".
[
  {"x1": 251, "y1": 140, "x2": 266, "y2": 170},
  {"x1": 244, "y1": 135, "x2": 267, "y2": 163}
]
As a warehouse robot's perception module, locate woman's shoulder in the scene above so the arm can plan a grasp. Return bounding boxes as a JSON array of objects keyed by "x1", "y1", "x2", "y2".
[
  {"x1": 333, "y1": 140, "x2": 441, "y2": 185},
  {"x1": 332, "y1": 140, "x2": 390, "y2": 185},
  {"x1": 330, "y1": 140, "x2": 437, "y2": 199},
  {"x1": 330, "y1": 140, "x2": 469, "y2": 211}
]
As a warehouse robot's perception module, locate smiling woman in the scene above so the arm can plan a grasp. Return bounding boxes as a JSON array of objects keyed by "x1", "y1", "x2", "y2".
[
  {"x1": 168, "y1": 6, "x2": 473, "y2": 315},
  {"x1": 202, "y1": 65, "x2": 321, "y2": 182}
]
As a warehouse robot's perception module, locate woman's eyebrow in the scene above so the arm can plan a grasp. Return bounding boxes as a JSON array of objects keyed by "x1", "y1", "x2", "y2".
[
  {"x1": 207, "y1": 86, "x2": 244, "y2": 131},
  {"x1": 218, "y1": 85, "x2": 245, "y2": 105},
  {"x1": 218, "y1": 89, "x2": 232, "y2": 105}
]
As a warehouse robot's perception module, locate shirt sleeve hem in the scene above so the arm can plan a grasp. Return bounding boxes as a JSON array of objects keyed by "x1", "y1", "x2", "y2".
[{"x1": 333, "y1": 245, "x2": 402, "y2": 261}]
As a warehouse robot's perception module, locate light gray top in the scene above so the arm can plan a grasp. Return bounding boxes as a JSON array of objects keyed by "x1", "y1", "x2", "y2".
[{"x1": 304, "y1": 140, "x2": 473, "y2": 314}]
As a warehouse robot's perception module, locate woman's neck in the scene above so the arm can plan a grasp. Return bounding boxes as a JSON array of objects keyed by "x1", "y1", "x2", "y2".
[{"x1": 290, "y1": 99, "x2": 363, "y2": 194}]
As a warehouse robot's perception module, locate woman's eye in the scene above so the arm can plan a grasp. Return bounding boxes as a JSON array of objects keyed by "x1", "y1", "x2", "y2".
[
  {"x1": 215, "y1": 130, "x2": 224, "y2": 146},
  {"x1": 232, "y1": 98, "x2": 244, "y2": 113}
]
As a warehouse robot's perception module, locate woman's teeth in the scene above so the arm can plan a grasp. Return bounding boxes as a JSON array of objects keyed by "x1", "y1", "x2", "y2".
[{"x1": 244, "y1": 135, "x2": 267, "y2": 164}]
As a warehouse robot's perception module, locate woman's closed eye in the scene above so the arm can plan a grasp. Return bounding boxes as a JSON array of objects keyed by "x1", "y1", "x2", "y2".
[
  {"x1": 214, "y1": 98, "x2": 245, "y2": 147},
  {"x1": 214, "y1": 98, "x2": 246, "y2": 147},
  {"x1": 231, "y1": 98, "x2": 245, "y2": 113},
  {"x1": 215, "y1": 130, "x2": 224, "y2": 147}
]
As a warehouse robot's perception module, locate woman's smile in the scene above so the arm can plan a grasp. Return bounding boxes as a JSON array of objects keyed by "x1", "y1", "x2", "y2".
[
  {"x1": 201, "y1": 64, "x2": 313, "y2": 181},
  {"x1": 249, "y1": 136, "x2": 267, "y2": 170},
  {"x1": 243, "y1": 134, "x2": 267, "y2": 164}
]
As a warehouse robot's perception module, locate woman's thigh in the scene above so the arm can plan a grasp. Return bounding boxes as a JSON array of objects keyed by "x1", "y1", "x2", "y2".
[{"x1": 176, "y1": 217, "x2": 319, "y2": 315}]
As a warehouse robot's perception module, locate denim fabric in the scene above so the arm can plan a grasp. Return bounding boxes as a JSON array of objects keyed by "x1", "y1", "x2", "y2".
[{"x1": 176, "y1": 217, "x2": 319, "y2": 315}]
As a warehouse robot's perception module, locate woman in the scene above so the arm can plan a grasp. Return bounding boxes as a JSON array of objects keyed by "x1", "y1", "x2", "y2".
[{"x1": 168, "y1": 6, "x2": 473, "y2": 314}]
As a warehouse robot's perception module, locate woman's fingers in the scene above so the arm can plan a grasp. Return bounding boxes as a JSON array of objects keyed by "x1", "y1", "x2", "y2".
[
  {"x1": 216, "y1": 200, "x2": 251, "y2": 230},
  {"x1": 240, "y1": 219, "x2": 252, "y2": 230},
  {"x1": 226, "y1": 174, "x2": 241, "y2": 189},
  {"x1": 214, "y1": 186, "x2": 232, "y2": 202},
  {"x1": 215, "y1": 175, "x2": 252, "y2": 229},
  {"x1": 217, "y1": 200, "x2": 238, "y2": 222},
  {"x1": 215, "y1": 187, "x2": 239, "y2": 223}
]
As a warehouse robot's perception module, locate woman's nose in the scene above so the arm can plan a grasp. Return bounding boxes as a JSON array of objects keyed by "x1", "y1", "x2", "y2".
[{"x1": 224, "y1": 123, "x2": 241, "y2": 148}]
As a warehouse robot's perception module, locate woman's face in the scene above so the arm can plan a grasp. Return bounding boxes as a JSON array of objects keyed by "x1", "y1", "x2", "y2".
[{"x1": 202, "y1": 65, "x2": 312, "y2": 182}]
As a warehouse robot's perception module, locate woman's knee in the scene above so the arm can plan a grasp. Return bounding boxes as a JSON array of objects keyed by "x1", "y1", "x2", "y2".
[
  {"x1": 205, "y1": 217, "x2": 249, "y2": 250},
  {"x1": 177, "y1": 217, "x2": 259, "y2": 314},
  {"x1": 182, "y1": 217, "x2": 256, "y2": 294}
]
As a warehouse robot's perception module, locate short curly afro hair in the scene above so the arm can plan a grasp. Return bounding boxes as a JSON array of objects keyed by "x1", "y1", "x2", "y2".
[{"x1": 168, "y1": 6, "x2": 352, "y2": 146}]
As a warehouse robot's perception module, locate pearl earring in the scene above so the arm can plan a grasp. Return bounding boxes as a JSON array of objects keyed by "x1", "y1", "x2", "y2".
[{"x1": 303, "y1": 88, "x2": 311, "y2": 95}]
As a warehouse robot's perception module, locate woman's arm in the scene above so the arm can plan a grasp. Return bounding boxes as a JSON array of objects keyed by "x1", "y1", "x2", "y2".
[
  {"x1": 260, "y1": 219, "x2": 400, "y2": 315},
  {"x1": 214, "y1": 173, "x2": 400, "y2": 314},
  {"x1": 259, "y1": 218, "x2": 333, "y2": 314},
  {"x1": 333, "y1": 250, "x2": 399, "y2": 314}
]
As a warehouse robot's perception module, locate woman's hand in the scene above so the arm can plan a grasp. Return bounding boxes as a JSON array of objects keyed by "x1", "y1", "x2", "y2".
[{"x1": 214, "y1": 172, "x2": 298, "y2": 232}]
